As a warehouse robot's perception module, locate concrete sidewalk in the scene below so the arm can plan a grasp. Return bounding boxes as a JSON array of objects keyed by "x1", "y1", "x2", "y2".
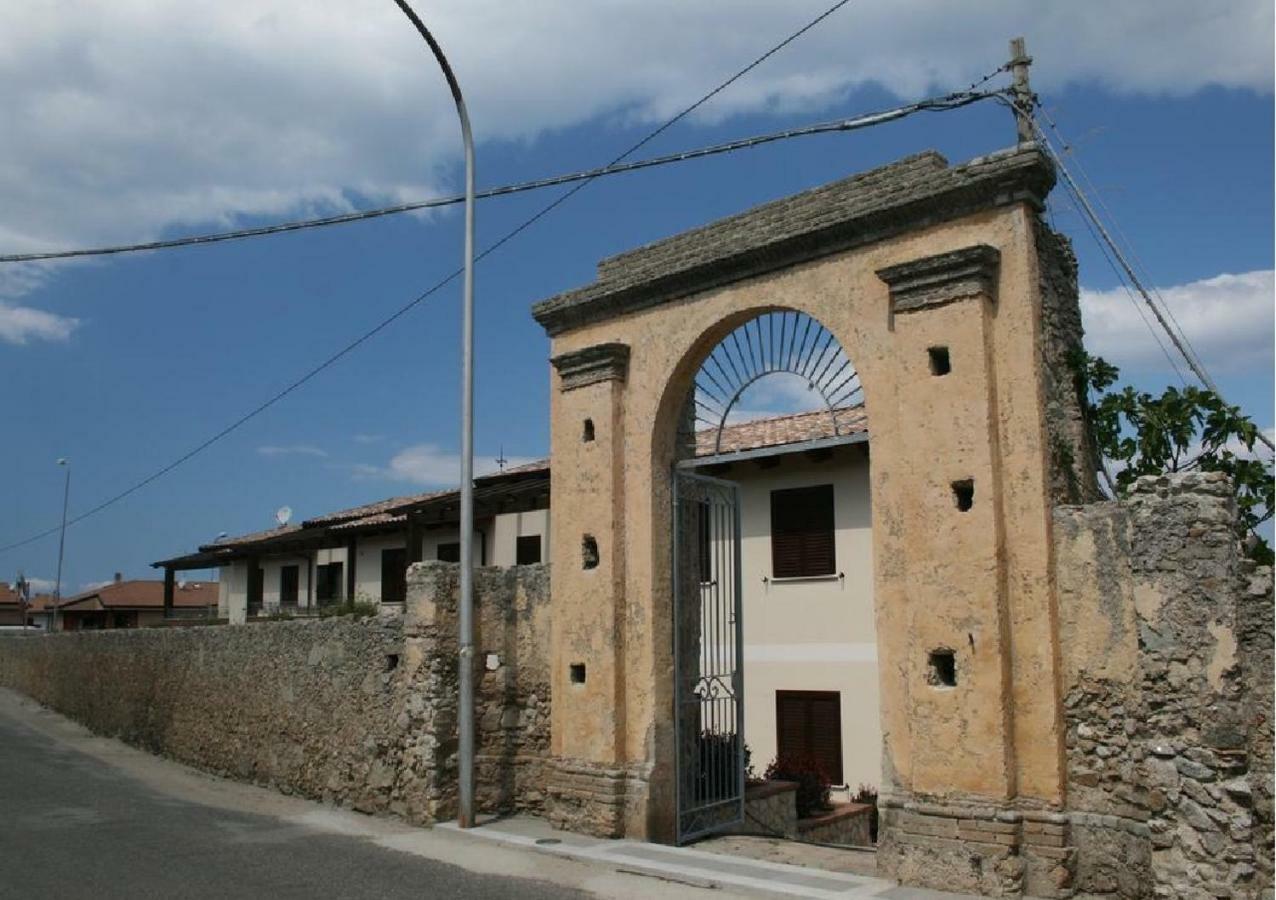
[{"x1": 439, "y1": 815, "x2": 981, "y2": 899}]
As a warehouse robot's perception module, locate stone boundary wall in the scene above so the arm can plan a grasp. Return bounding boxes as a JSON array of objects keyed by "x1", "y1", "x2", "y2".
[
  {"x1": 404, "y1": 562, "x2": 552, "y2": 821},
  {"x1": 0, "y1": 562, "x2": 552, "y2": 828},
  {"x1": 1055, "y1": 472, "x2": 1274, "y2": 900}
]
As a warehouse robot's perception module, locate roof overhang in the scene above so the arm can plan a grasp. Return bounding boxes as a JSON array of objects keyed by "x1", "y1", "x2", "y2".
[{"x1": 677, "y1": 430, "x2": 868, "y2": 470}]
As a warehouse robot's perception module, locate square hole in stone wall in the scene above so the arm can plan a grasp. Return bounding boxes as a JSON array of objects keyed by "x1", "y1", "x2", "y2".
[
  {"x1": 928, "y1": 346, "x2": 951, "y2": 376},
  {"x1": 951, "y1": 479, "x2": 974, "y2": 512},
  {"x1": 928, "y1": 649, "x2": 956, "y2": 687},
  {"x1": 570, "y1": 663, "x2": 586, "y2": 684},
  {"x1": 582, "y1": 535, "x2": 599, "y2": 569}
]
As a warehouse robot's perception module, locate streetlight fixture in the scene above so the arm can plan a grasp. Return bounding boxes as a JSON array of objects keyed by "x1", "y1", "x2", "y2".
[
  {"x1": 388, "y1": 0, "x2": 478, "y2": 829},
  {"x1": 54, "y1": 458, "x2": 70, "y2": 605}
]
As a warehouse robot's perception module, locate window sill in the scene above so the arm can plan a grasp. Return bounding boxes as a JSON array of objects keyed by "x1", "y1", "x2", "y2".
[{"x1": 764, "y1": 573, "x2": 843, "y2": 584}]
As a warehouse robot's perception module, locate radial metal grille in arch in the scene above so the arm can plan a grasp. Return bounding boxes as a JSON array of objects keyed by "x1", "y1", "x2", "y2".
[{"x1": 692, "y1": 310, "x2": 861, "y2": 453}]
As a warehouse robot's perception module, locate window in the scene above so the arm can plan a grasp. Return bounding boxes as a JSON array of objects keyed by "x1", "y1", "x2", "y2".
[
  {"x1": 770, "y1": 484, "x2": 835, "y2": 578},
  {"x1": 280, "y1": 565, "x2": 299, "y2": 607},
  {"x1": 247, "y1": 566, "x2": 264, "y2": 611},
  {"x1": 437, "y1": 542, "x2": 461, "y2": 563},
  {"x1": 516, "y1": 534, "x2": 542, "y2": 565},
  {"x1": 316, "y1": 562, "x2": 343, "y2": 604},
  {"x1": 381, "y1": 548, "x2": 407, "y2": 603},
  {"x1": 776, "y1": 690, "x2": 844, "y2": 784}
]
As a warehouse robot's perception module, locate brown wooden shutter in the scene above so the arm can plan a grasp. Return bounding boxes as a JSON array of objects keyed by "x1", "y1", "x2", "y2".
[
  {"x1": 775, "y1": 690, "x2": 844, "y2": 784},
  {"x1": 770, "y1": 485, "x2": 836, "y2": 578}
]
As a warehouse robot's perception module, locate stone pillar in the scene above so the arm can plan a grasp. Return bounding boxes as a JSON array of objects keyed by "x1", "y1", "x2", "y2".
[
  {"x1": 162, "y1": 567, "x2": 175, "y2": 619},
  {"x1": 873, "y1": 243, "x2": 1067, "y2": 897},
  {"x1": 544, "y1": 342, "x2": 634, "y2": 837}
]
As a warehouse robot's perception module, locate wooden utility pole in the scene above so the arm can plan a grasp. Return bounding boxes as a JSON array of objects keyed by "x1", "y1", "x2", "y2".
[{"x1": 1009, "y1": 37, "x2": 1034, "y2": 144}]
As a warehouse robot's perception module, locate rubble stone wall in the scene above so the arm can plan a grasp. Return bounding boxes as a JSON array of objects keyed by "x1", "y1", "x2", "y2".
[
  {"x1": 1055, "y1": 472, "x2": 1274, "y2": 899},
  {"x1": 0, "y1": 561, "x2": 552, "y2": 828},
  {"x1": 1034, "y1": 220, "x2": 1102, "y2": 505}
]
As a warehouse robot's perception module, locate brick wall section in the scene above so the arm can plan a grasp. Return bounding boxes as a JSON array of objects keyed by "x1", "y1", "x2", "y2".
[{"x1": 0, "y1": 562, "x2": 553, "y2": 828}]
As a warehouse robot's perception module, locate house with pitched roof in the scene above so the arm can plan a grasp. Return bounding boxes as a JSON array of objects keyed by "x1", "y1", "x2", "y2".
[
  {"x1": 154, "y1": 461, "x2": 552, "y2": 622},
  {"x1": 55, "y1": 575, "x2": 217, "y2": 630},
  {"x1": 154, "y1": 403, "x2": 880, "y2": 792}
]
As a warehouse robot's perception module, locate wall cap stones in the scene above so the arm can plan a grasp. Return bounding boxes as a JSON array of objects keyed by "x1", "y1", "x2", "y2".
[
  {"x1": 531, "y1": 144, "x2": 1054, "y2": 337},
  {"x1": 550, "y1": 343, "x2": 630, "y2": 391},
  {"x1": 875, "y1": 244, "x2": 1001, "y2": 313}
]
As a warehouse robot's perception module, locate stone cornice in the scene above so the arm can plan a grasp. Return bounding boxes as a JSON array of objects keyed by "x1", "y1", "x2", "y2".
[
  {"x1": 532, "y1": 145, "x2": 1053, "y2": 337},
  {"x1": 551, "y1": 342, "x2": 630, "y2": 391},
  {"x1": 876, "y1": 244, "x2": 1001, "y2": 313}
]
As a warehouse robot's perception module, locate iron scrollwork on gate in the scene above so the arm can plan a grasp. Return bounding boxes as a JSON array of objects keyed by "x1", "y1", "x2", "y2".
[{"x1": 673, "y1": 470, "x2": 745, "y2": 842}]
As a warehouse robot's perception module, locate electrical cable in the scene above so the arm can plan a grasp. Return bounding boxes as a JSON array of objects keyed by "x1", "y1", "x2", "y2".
[
  {"x1": 999, "y1": 93, "x2": 1275, "y2": 452},
  {"x1": 1033, "y1": 103, "x2": 1218, "y2": 393},
  {"x1": 0, "y1": 92, "x2": 994, "y2": 265},
  {"x1": 0, "y1": 0, "x2": 874, "y2": 556}
]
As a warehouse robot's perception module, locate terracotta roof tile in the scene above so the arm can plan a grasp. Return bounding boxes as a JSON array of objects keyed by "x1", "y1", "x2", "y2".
[
  {"x1": 60, "y1": 579, "x2": 217, "y2": 610},
  {"x1": 205, "y1": 524, "x2": 301, "y2": 549},
  {"x1": 695, "y1": 405, "x2": 867, "y2": 457}
]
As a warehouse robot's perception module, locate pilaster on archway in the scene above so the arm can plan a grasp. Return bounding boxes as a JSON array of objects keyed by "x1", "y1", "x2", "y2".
[{"x1": 532, "y1": 145, "x2": 1093, "y2": 862}]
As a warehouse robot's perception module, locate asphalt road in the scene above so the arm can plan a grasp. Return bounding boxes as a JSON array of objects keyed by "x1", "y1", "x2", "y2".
[{"x1": 0, "y1": 702, "x2": 589, "y2": 900}]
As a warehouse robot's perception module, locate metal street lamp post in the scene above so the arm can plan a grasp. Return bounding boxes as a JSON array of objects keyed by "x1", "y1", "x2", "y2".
[
  {"x1": 388, "y1": 0, "x2": 477, "y2": 828},
  {"x1": 54, "y1": 458, "x2": 70, "y2": 606}
]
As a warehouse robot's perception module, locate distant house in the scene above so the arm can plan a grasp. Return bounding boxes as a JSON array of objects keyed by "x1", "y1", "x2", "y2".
[
  {"x1": 55, "y1": 575, "x2": 217, "y2": 630},
  {"x1": 0, "y1": 584, "x2": 25, "y2": 627},
  {"x1": 153, "y1": 461, "x2": 552, "y2": 622}
]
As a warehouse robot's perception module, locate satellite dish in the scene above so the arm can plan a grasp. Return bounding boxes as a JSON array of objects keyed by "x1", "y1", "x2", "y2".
[{"x1": 275, "y1": 506, "x2": 292, "y2": 526}]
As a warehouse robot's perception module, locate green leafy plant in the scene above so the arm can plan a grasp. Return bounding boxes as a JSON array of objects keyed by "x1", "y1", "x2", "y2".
[
  {"x1": 1073, "y1": 350, "x2": 1273, "y2": 564},
  {"x1": 317, "y1": 599, "x2": 378, "y2": 620},
  {"x1": 763, "y1": 755, "x2": 831, "y2": 818}
]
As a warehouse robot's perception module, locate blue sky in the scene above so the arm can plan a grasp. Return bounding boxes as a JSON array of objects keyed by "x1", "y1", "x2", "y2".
[{"x1": 1, "y1": 1, "x2": 1272, "y2": 592}]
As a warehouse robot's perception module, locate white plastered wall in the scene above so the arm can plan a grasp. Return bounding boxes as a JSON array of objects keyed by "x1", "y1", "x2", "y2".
[
  {"x1": 730, "y1": 443, "x2": 880, "y2": 791},
  {"x1": 258, "y1": 556, "x2": 312, "y2": 610},
  {"x1": 489, "y1": 509, "x2": 551, "y2": 566}
]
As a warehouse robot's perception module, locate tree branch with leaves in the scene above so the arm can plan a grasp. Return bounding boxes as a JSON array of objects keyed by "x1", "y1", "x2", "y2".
[{"x1": 1072, "y1": 350, "x2": 1274, "y2": 565}]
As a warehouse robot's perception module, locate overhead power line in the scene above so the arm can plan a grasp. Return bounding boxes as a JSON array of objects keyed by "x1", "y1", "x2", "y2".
[
  {"x1": 0, "y1": 90, "x2": 995, "y2": 265},
  {"x1": 0, "y1": 0, "x2": 877, "y2": 556},
  {"x1": 1006, "y1": 96, "x2": 1276, "y2": 453}
]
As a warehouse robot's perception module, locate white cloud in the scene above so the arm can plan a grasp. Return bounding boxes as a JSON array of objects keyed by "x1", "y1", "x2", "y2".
[
  {"x1": 257, "y1": 444, "x2": 328, "y2": 458},
  {"x1": 357, "y1": 443, "x2": 536, "y2": 486},
  {"x1": 0, "y1": 302, "x2": 78, "y2": 344},
  {"x1": 1080, "y1": 270, "x2": 1274, "y2": 375},
  {"x1": 0, "y1": 1, "x2": 1270, "y2": 296}
]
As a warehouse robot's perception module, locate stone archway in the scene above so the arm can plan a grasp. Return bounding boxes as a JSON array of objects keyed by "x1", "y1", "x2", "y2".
[
  {"x1": 665, "y1": 306, "x2": 871, "y2": 842},
  {"x1": 532, "y1": 145, "x2": 1094, "y2": 894}
]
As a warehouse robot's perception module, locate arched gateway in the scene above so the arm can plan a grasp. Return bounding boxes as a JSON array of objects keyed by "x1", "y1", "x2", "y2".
[{"x1": 532, "y1": 145, "x2": 1097, "y2": 894}]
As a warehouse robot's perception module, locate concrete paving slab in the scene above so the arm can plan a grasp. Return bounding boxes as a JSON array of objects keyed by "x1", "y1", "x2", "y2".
[{"x1": 440, "y1": 816, "x2": 986, "y2": 899}]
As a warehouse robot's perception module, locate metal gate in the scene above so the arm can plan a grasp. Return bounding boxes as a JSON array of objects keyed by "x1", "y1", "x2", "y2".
[{"x1": 672, "y1": 469, "x2": 745, "y2": 843}]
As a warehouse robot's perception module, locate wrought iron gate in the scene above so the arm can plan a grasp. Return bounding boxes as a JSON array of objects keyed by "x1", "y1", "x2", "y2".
[{"x1": 672, "y1": 469, "x2": 745, "y2": 843}]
